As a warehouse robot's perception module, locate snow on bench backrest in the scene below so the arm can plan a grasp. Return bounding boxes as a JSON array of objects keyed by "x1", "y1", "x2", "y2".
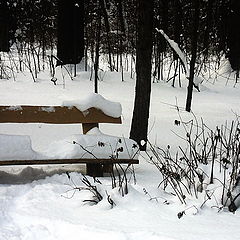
[
  {"x1": 0, "y1": 94, "x2": 122, "y2": 124},
  {"x1": 63, "y1": 93, "x2": 122, "y2": 118}
]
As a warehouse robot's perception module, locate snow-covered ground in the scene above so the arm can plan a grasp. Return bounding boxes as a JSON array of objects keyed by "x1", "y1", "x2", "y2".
[{"x1": 0, "y1": 64, "x2": 240, "y2": 240}]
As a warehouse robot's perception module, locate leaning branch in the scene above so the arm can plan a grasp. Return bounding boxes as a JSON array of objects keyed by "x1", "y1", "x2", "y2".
[{"x1": 156, "y1": 28, "x2": 201, "y2": 91}]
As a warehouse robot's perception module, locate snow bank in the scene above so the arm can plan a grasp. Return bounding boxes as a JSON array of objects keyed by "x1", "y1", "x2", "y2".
[
  {"x1": 63, "y1": 93, "x2": 122, "y2": 118},
  {"x1": 0, "y1": 134, "x2": 41, "y2": 160}
]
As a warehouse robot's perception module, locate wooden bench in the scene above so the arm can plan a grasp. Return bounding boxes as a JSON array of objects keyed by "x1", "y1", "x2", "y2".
[{"x1": 0, "y1": 105, "x2": 139, "y2": 176}]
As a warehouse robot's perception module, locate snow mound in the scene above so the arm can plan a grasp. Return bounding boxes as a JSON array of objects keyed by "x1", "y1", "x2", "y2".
[
  {"x1": 0, "y1": 134, "x2": 41, "y2": 160},
  {"x1": 43, "y1": 133, "x2": 139, "y2": 160},
  {"x1": 0, "y1": 133, "x2": 139, "y2": 161},
  {"x1": 62, "y1": 93, "x2": 122, "y2": 118}
]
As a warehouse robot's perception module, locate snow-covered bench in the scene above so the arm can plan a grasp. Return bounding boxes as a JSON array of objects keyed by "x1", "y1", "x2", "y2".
[{"x1": 0, "y1": 94, "x2": 139, "y2": 176}]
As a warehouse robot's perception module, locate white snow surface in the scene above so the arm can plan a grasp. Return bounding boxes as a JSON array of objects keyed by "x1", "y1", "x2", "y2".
[
  {"x1": 0, "y1": 61, "x2": 240, "y2": 240},
  {"x1": 0, "y1": 134, "x2": 41, "y2": 160},
  {"x1": 63, "y1": 93, "x2": 122, "y2": 118}
]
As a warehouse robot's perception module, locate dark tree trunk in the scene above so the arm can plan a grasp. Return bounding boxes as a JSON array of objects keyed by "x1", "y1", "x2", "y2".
[
  {"x1": 185, "y1": 0, "x2": 200, "y2": 112},
  {"x1": 0, "y1": 2, "x2": 10, "y2": 52},
  {"x1": 57, "y1": 0, "x2": 84, "y2": 66},
  {"x1": 130, "y1": 0, "x2": 153, "y2": 151},
  {"x1": 227, "y1": 0, "x2": 240, "y2": 72},
  {"x1": 116, "y1": 0, "x2": 126, "y2": 35}
]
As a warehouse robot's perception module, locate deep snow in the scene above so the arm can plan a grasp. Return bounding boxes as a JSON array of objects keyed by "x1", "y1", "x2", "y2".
[{"x1": 0, "y1": 63, "x2": 240, "y2": 240}]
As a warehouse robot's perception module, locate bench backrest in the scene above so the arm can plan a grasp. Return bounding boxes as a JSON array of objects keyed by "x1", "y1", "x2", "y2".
[{"x1": 0, "y1": 106, "x2": 122, "y2": 134}]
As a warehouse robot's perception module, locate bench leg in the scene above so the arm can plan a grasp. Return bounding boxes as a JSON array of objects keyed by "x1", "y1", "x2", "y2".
[
  {"x1": 86, "y1": 163, "x2": 103, "y2": 177},
  {"x1": 82, "y1": 123, "x2": 99, "y2": 134},
  {"x1": 86, "y1": 163, "x2": 114, "y2": 177},
  {"x1": 103, "y1": 163, "x2": 113, "y2": 173}
]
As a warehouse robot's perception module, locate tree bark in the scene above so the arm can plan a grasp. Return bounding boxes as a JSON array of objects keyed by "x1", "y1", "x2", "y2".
[{"x1": 130, "y1": 0, "x2": 153, "y2": 151}]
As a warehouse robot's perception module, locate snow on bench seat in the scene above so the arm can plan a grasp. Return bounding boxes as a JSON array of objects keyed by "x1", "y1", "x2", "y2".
[{"x1": 0, "y1": 131, "x2": 139, "y2": 168}]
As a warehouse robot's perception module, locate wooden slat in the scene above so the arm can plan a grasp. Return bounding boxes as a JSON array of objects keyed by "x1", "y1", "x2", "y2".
[
  {"x1": 0, "y1": 158, "x2": 139, "y2": 166},
  {"x1": 0, "y1": 106, "x2": 121, "y2": 124}
]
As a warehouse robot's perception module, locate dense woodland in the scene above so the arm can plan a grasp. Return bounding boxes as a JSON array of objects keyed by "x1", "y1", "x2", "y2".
[
  {"x1": 0, "y1": 0, "x2": 240, "y2": 148},
  {"x1": 1, "y1": 0, "x2": 239, "y2": 70}
]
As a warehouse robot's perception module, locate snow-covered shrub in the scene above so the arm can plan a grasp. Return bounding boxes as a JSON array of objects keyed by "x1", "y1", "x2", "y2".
[
  {"x1": 63, "y1": 173, "x2": 113, "y2": 206},
  {"x1": 61, "y1": 138, "x2": 139, "y2": 206},
  {"x1": 148, "y1": 115, "x2": 240, "y2": 212},
  {"x1": 63, "y1": 170, "x2": 136, "y2": 208}
]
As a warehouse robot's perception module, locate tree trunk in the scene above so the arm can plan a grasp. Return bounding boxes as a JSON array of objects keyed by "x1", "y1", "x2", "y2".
[
  {"x1": 185, "y1": 0, "x2": 200, "y2": 112},
  {"x1": 227, "y1": 0, "x2": 240, "y2": 72},
  {"x1": 57, "y1": 0, "x2": 84, "y2": 66},
  {"x1": 130, "y1": 0, "x2": 153, "y2": 151},
  {"x1": 0, "y1": 2, "x2": 10, "y2": 52},
  {"x1": 116, "y1": 0, "x2": 126, "y2": 35}
]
